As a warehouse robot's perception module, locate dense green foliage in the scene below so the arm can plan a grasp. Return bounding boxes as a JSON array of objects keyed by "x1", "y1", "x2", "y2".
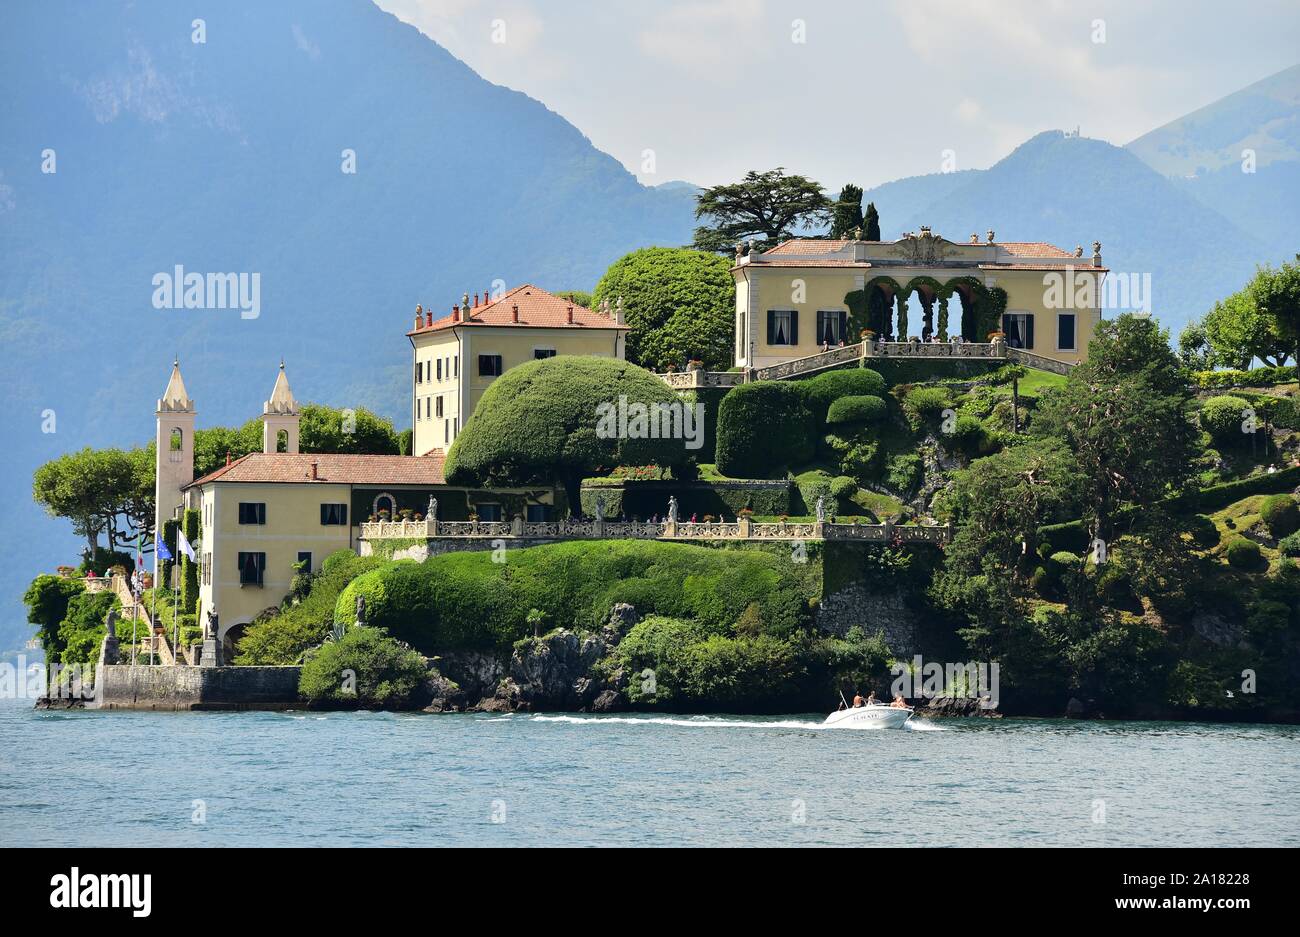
[
  {"x1": 55, "y1": 591, "x2": 118, "y2": 665},
  {"x1": 179, "y1": 508, "x2": 200, "y2": 615},
  {"x1": 1198, "y1": 395, "x2": 1251, "y2": 445},
  {"x1": 692, "y1": 168, "x2": 831, "y2": 253},
  {"x1": 330, "y1": 541, "x2": 812, "y2": 654},
  {"x1": 715, "y1": 382, "x2": 814, "y2": 477},
  {"x1": 444, "y1": 357, "x2": 690, "y2": 511},
  {"x1": 1260, "y1": 495, "x2": 1300, "y2": 537},
  {"x1": 796, "y1": 368, "x2": 886, "y2": 422},
  {"x1": 298, "y1": 626, "x2": 429, "y2": 708},
  {"x1": 22, "y1": 575, "x2": 85, "y2": 658},
  {"x1": 591, "y1": 247, "x2": 736, "y2": 370},
  {"x1": 827, "y1": 395, "x2": 887, "y2": 425},
  {"x1": 32, "y1": 446, "x2": 153, "y2": 556},
  {"x1": 235, "y1": 550, "x2": 384, "y2": 664}
]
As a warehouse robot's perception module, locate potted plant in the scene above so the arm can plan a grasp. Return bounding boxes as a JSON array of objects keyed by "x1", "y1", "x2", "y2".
[
  {"x1": 56, "y1": 565, "x2": 76, "y2": 578},
  {"x1": 687, "y1": 358, "x2": 703, "y2": 371},
  {"x1": 399, "y1": 507, "x2": 413, "y2": 520},
  {"x1": 987, "y1": 330, "x2": 1006, "y2": 342},
  {"x1": 377, "y1": 508, "x2": 390, "y2": 520}
]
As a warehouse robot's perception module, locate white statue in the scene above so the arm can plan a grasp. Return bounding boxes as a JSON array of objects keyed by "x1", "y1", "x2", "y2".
[
  {"x1": 667, "y1": 496, "x2": 679, "y2": 524},
  {"x1": 427, "y1": 495, "x2": 437, "y2": 520},
  {"x1": 815, "y1": 496, "x2": 826, "y2": 523},
  {"x1": 594, "y1": 494, "x2": 605, "y2": 522}
]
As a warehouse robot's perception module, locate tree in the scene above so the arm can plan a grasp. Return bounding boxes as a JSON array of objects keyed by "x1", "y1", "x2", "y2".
[
  {"x1": 299, "y1": 626, "x2": 430, "y2": 709},
  {"x1": 1176, "y1": 320, "x2": 1212, "y2": 370},
  {"x1": 1033, "y1": 314, "x2": 1198, "y2": 543},
  {"x1": 936, "y1": 438, "x2": 1083, "y2": 580},
  {"x1": 592, "y1": 247, "x2": 736, "y2": 371},
  {"x1": 863, "y1": 202, "x2": 881, "y2": 241},
  {"x1": 830, "y1": 184, "x2": 864, "y2": 238},
  {"x1": 32, "y1": 447, "x2": 144, "y2": 555},
  {"x1": 1249, "y1": 257, "x2": 1300, "y2": 382},
  {"x1": 443, "y1": 357, "x2": 692, "y2": 512},
  {"x1": 692, "y1": 168, "x2": 831, "y2": 253},
  {"x1": 1200, "y1": 289, "x2": 1290, "y2": 369},
  {"x1": 23, "y1": 574, "x2": 84, "y2": 658}
]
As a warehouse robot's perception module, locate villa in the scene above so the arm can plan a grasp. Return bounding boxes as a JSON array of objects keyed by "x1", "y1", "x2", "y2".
[
  {"x1": 731, "y1": 228, "x2": 1107, "y2": 370},
  {"x1": 407, "y1": 285, "x2": 628, "y2": 456}
]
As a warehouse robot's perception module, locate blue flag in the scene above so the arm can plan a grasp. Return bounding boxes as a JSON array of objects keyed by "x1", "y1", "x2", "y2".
[{"x1": 156, "y1": 540, "x2": 173, "y2": 562}]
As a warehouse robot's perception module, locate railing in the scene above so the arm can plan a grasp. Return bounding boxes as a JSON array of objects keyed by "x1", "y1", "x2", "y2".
[
  {"x1": 360, "y1": 516, "x2": 951, "y2": 545},
  {"x1": 871, "y1": 339, "x2": 1004, "y2": 359},
  {"x1": 752, "y1": 343, "x2": 866, "y2": 381},
  {"x1": 1006, "y1": 347, "x2": 1075, "y2": 374},
  {"x1": 657, "y1": 369, "x2": 744, "y2": 389}
]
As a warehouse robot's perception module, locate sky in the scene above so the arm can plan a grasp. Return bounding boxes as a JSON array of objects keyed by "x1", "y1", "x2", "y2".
[{"x1": 373, "y1": 0, "x2": 1300, "y2": 189}]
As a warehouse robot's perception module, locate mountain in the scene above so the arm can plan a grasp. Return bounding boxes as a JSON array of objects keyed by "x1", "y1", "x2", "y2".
[
  {"x1": 1127, "y1": 64, "x2": 1300, "y2": 249},
  {"x1": 0, "y1": 0, "x2": 696, "y2": 653},
  {"x1": 861, "y1": 130, "x2": 1275, "y2": 334}
]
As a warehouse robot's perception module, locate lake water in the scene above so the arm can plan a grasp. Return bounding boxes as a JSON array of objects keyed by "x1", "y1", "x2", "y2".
[{"x1": 2, "y1": 699, "x2": 1297, "y2": 847}]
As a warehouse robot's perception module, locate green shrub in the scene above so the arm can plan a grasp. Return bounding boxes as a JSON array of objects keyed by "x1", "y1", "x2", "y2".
[
  {"x1": 1187, "y1": 514, "x2": 1221, "y2": 549},
  {"x1": 298, "y1": 626, "x2": 429, "y2": 709},
  {"x1": 1225, "y1": 537, "x2": 1265, "y2": 570},
  {"x1": 716, "y1": 381, "x2": 814, "y2": 478},
  {"x1": 902, "y1": 386, "x2": 952, "y2": 429},
  {"x1": 1198, "y1": 395, "x2": 1251, "y2": 445},
  {"x1": 1260, "y1": 494, "x2": 1300, "y2": 538},
  {"x1": 826, "y1": 394, "x2": 887, "y2": 425},
  {"x1": 798, "y1": 369, "x2": 886, "y2": 421},
  {"x1": 22, "y1": 574, "x2": 85, "y2": 659},
  {"x1": 840, "y1": 440, "x2": 881, "y2": 481},
  {"x1": 886, "y1": 453, "x2": 922, "y2": 493},
  {"x1": 330, "y1": 540, "x2": 812, "y2": 655},
  {"x1": 829, "y1": 475, "x2": 858, "y2": 499},
  {"x1": 1278, "y1": 532, "x2": 1300, "y2": 557},
  {"x1": 235, "y1": 551, "x2": 385, "y2": 664},
  {"x1": 56, "y1": 591, "x2": 119, "y2": 665}
]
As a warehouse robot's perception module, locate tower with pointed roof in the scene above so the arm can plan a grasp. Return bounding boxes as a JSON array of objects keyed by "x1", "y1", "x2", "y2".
[
  {"x1": 155, "y1": 359, "x2": 196, "y2": 575},
  {"x1": 261, "y1": 360, "x2": 300, "y2": 454}
]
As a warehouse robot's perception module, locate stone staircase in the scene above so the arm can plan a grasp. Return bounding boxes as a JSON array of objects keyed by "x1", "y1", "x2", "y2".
[{"x1": 107, "y1": 573, "x2": 187, "y2": 665}]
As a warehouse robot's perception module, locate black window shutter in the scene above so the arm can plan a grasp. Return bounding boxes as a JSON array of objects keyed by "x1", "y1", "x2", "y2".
[
  {"x1": 767, "y1": 310, "x2": 776, "y2": 345},
  {"x1": 789, "y1": 310, "x2": 799, "y2": 345},
  {"x1": 1025, "y1": 315, "x2": 1035, "y2": 349},
  {"x1": 340, "y1": 505, "x2": 347, "y2": 526},
  {"x1": 839, "y1": 311, "x2": 848, "y2": 340},
  {"x1": 320, "y1": 504, "x2": 328, "y2": 525}
]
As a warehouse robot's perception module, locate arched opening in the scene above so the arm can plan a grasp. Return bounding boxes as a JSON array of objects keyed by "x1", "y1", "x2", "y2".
[
  {"x1": 222, "y1": 622, "x2": 248, "y2": 661},
  {"x1": 276, "y1": 428, "x2": 288, "y2": 453},
  {"x1": 863, "y1": 279, "x2": 898, "y2": 340},
  {"x1": 902, "y1": 279, "x2": 942, "y2": 342},
  {"x1": 168, "y1": 427, "x2": 184, "y2": 463},
  {"x1": 943, "y1": 280, "x2": 981, "y2": 341},
  {"x1": 372, "y1": 492, "x2": 397, "y2": 520}
]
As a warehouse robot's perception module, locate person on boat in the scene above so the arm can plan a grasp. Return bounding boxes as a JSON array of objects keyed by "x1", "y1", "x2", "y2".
[
  {"x1": 890, "y1": 695, "x2": 907, "y2": 709},
  {"x1": 865, "y1": 691, "x2": 877, "y2": 705},
  {"x1": 852, "y1": 692, "x2": 864, "y2": 708}
]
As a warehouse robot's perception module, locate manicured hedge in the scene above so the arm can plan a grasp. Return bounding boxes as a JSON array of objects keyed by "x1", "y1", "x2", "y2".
[
  {"x1": 1198, "y1": 395, "x2": 1252, "y2": 445},
  {"x1": 1165, "y1": 465, "x2": 1300, "y2": 513},
  {"x1": 796, "y1": 368, "x2": 886, "y2": 422},
  {"x1": 827, "y1": 395, "x2": 887, "y2": 425},
  {"x1": 1191, "y1": 365, "x2": 1297, "y2": 389},
  {"x1": 1261, "y1": 494, "x2": 1300, "y2": 537},
  {"x1": 868, "y1": 358, "x2": 1005, "y2": 387},
  {"x1": 1226, "y1": 537, "x2": 1264, "y2": 570},
  {"x1": 580, "y1": 481, "x2": 792, "y2": 519},
  {"x1": 333, "y1": 540, "x2": 813, "y2": 654},
  {"x1": 716, "y1": 381, "x2": 814, "y2": 478}
]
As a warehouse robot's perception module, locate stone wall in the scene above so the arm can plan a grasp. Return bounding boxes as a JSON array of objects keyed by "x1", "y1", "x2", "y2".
[
  {"x1": 815, "y1": 582, "x2": 922, "y2": 657},
  {"x1": 93, "y1": 664, "x2": 302, "y2": 711}
]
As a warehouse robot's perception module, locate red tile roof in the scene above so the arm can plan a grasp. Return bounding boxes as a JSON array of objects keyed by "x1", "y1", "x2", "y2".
[
  {"x1": 763, "y1": 237, "x2": 1076, "y2": 259},
  {"x1": 996, "y1": 241, "x2": 1073, "y2": 258},
  {"x1": 409, "y1": 285, "x2": 629, "y2": 336},
  {"x1": 765, "y1": 239, "x2": 851, "y2": 255},
  {"x1": 980, "y1": 262, "x2": 1109, "y2": 272},
  {"x1": 186, "y1": 451, "x2": 446, "y2": 488}
]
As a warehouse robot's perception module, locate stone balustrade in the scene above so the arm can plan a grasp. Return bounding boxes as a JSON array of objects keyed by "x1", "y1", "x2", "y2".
[{"x1": 360, "y1": 515, "x2": 950, "y2": 545}]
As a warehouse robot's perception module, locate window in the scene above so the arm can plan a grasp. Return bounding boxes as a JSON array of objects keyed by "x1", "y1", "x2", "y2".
[
  {"x1": 816, "y1": 310, "x2": 847, "y2": 345},
  {"x1": 767, "y1": 309, "x2": 798, "y2": 346},
  {"x1": 478, "y1": 354, "x2": 503, "y2": 377},
  {"x1": 237, "y1": 552, "x2": 266, "y2": 586},
  {"x1": 477, "y1": 504, "x2": 503, "y2": 521},
  {"x1": 320, "y1": 503, "x2": 348, "y2": 526},
  {"x1": 1057, "y1": 313, "x2": 1076, "y2": 351},
  {"x1": 526, "y1": 504, "x2": 548, "y2": 522},
  {"x1": 1002, "y1": 313, "x2": 1035, "y2": 349},
  {"x1": 297, "y1": 551, "x2": 312, "y2": 571},
  {"x1": 436, "y1": 359, "x2": 442, "y2": 381},
  {"x1": 238, "y1": 503, "x2": 266, "y2": 525},
  {"x1": 202, "y1": 553, "x2": 212, "y2": 585},
  {"x1": 416, "y1": 362, "x2": 423, "y2": 384},
  {"x1": 454, "y1": 357, "x2": 459, "y2": 378},
  {"x1": 436, "y1": 396, "x2": 444, "y2": 418},
  {"x1": 534, "y1": 348, "x2": 556, "y2": 359},
  {"x1": 444, "y1": 420, "x2": 449, "y2": 444}
]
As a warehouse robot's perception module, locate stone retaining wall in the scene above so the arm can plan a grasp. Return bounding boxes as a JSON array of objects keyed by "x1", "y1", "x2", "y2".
[{"x1": 93, "y1": 664, "x2": 302, "y2": 711}]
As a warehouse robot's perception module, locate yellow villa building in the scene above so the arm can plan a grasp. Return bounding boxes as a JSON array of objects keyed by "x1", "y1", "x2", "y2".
[
  {"x1": 731, "y1": 228, "x2": 1108, "y2": 370},
  {"x1": 408, "y1": 285, "x2": 628, "y2": 457}
]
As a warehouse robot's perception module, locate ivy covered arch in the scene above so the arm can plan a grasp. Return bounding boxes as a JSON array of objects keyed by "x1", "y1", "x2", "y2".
[{"x1": 844, "y1": 275, "x2": 1008, "y2": 342}]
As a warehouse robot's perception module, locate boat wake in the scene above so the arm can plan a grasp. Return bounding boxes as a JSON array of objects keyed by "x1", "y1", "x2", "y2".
[{"x1": 531, "y1": 714, "x2": 946, "y2": 731}]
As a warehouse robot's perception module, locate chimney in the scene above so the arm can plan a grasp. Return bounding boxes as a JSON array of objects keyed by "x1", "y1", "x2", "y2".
[
  {"x1": 225, "y1": 449, "x2": 232, "y2": 466},
  {"x1": 310, "y1": 460, "x2": 318, "y2": 480},
  {"x1": 473, "y1": 292, "x2": 480, "y2": 308},
  {"x1": 452, "y1": 304, "x2": 460, "y2": 322},
  {"x1": 566, "y1": 305, "x2": 574, "y2": 324},
  {"x1": 512, "y1": 303, "x2": 519, "y2": 323},
  {"x1": 425, "y1": 308, "x2": 433, "y2": 327},
  {"x1": 414, "y1": 304, "x2": 423, "y2": 330}
]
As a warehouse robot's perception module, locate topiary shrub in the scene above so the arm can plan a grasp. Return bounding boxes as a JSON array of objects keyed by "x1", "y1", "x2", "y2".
[
  {"x1": 1260, "y1": 494, "x2": 1300, "y2": 538},
  {"x1": 1225, "y1": 537, "x2": 1265, "y2": 570},
  {"x1": 902, "y1": 386, "x2": 952, "y2": 430},
  {"x1": 1198, "y1": 395, "x2": 1252, "y2": 445},
  {"x1": 716, "y1": 381, "x2": 814, "y2": 478},
  {"x1": 1186, "y1": 513, "x2": 1221, "y2": 549},
  {"x1": 798, "y1": 369, "x2": 887, "y2": 421},
  {"x1": 829, "y1": 475, "x2": 858, "y2": 499},
  {"x1": 826, "y1": 394, "x2": 887, "y2": 426},
  {"x1": 298, "y1": 625, "x2": 430, "y2": 709}
]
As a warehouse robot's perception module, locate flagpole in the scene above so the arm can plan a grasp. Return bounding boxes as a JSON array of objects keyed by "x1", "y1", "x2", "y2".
[{"x1": 131, "y1": 534, "x2": 139, "y2": 666}]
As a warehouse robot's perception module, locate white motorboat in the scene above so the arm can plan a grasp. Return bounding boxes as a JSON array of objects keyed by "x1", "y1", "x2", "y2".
[{"x1": 822, "y1": 703, "x2": 913, "y2": 730}]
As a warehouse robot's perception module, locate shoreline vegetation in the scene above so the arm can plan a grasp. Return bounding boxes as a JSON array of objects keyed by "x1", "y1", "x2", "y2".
[{"x1": 22, "y1": 236, "x2": 1300, "y2": 724}]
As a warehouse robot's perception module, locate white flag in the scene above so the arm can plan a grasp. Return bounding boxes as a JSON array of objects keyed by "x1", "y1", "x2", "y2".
[{"x1": 178, "y1": 530, "x2": 196, "y2": 562}]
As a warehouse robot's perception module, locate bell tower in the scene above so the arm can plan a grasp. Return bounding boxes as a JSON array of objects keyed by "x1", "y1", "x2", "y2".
[
  {"x1": 155, "y1": 359, "x2": 196, "y2": 576},
  {"x1": 261, "y1": 360, "x2": 300, "y2": 454}
]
